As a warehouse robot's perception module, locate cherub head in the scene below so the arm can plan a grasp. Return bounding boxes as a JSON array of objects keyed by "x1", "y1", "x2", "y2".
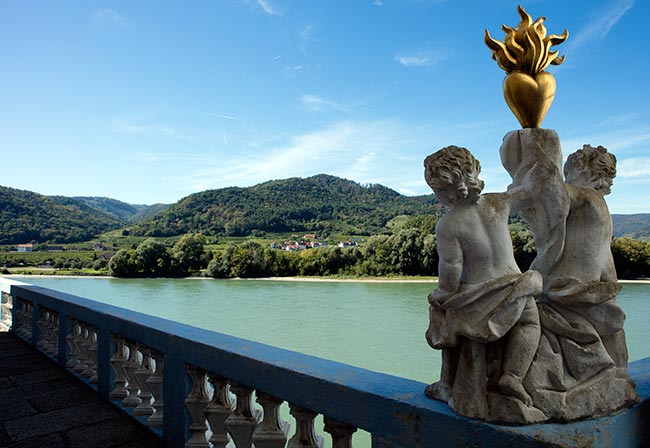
[
  {"x1": 424, "y1": 146, "x2": 485, "y2": 206},
  {"x1": 564, "y1": 144, "x2": 616, "y2": 195}
]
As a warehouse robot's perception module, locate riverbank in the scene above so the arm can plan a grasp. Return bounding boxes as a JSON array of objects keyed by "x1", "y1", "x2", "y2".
[{"x1": 4, "y1": 273, "x2": 650, "y2": 284}]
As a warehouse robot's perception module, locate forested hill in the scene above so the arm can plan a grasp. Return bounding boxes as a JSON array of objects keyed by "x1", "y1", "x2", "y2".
[
  {"x1": 611, "y1": 214, "x2": 650, "y2": 239},
  {"x1": 131, "y1": 174, "x2": 441, "y2": 237},
  {"x1": 74, "y1": 196, "x2": 170, "y2": 223},
  {"x1": 0, "y1": 186, "x2": 123, "y2": 244}
]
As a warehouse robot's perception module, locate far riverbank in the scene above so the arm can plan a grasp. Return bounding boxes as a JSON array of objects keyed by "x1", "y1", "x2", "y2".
[{"x1": 4, "y1": 274, "x2": 650, "y2": 284}]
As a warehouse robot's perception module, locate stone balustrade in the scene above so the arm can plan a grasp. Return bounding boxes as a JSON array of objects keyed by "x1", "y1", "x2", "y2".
[{"x1": 5, "y1": 280, "x2": 650, "y2": 447}]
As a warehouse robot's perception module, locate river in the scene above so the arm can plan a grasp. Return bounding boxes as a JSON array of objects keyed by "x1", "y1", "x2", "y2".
[{"x1": 12, "y1": 277, "x2": 650, "y2": 383}]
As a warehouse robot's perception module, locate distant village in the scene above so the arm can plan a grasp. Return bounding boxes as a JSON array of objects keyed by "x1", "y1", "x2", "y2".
[
  {"x1": 11, "y1": 236, "x2": 361, "y2": 255},
  {"x1": 14, "y1": 242, "x2": 109, "y2": 253},
  {"x1": 270, "y1": 234, "x2": 360, "y2": 252}
]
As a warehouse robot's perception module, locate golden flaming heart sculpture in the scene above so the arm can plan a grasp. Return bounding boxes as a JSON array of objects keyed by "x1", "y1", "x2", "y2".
[{"x1": 485, "y1": 6, "x2": 568, "y2": 128}]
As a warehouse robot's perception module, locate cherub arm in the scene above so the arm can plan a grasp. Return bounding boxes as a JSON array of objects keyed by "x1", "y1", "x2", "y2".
[
  {"x1": 505, "y1": 185, "x2": 531, "y2": 213},
  {"x1": 430, "y1": 231, "x2": 463, "y2": 304}
]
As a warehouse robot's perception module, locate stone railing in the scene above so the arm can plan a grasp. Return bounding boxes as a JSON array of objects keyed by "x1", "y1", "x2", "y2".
[
  {"x1": 7, "y1": 281, "x2": 650, "y2": 447},
  {"x1": 0, "y1": 277, "x2": 28, "y2": 331}
]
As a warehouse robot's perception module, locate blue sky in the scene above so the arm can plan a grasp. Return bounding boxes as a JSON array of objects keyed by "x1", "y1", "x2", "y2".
[{"x1": 1, "y1": 0, "x2": 648, "y2": 213}]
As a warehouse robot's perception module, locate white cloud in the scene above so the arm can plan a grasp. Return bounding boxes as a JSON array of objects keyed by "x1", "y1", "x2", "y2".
[
  {"x1": 616, "y1": 158, "x2": 650, "y2": 178},
  {"x1": 299, "y1": 24, "x2": 315, "y2": 41},
  {"x1": 104, "y1": 117, "x2": 211, "y2": 142},
  {"x1": 560, "y1": 127, "x2": 650, "y2": 156},
  {"x1": 178, "y1": 118, "x2": 504, "y2": 197},
  {"x1": 300, "y1": 94, "x2": 350, "y2": 113},
  {"x1": 91, "y1": 9, "x2": 130, "y2": 28},
  {"x1": 201, "y1": 112, "x2": 239, "y2": 121},
  {"x1": 395, "y1": 50, "x2": 448, "y2": 67},
  {"x1": 182, "y1": 120, "x2": 424, "y2": 191},
  {"x1": 244, "y1": 0, "x2": 281, "y2": 16},
  {"x1": 565, "y1": 0, "x2": 634, "y2": 56},
  {"x1": 373, "y1": 0, "x2": 384, "y2": 5}
]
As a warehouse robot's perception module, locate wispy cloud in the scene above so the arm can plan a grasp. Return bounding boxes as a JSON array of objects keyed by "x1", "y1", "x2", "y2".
[
  {"x1": 373, "y1": 0, "x2": 384, "y2": 6},
  {"x1": 244, "y1": 0, "x2": 281, "y2": 16},
  {"x1": 395, "y1": 49, "x2": 448, "y2": 67},
  {"x1": 91, "y1": 9, "x2": 130, "y2": 28},
  {"x1": 182, "y1": 120, "x2": 414, "y2": 191},
  {"x1": 298, "y1": 24, "x2": 317, "y2": 54},
  {"x1": 104, "y1": 118, "x2": 205, "y2": 141},
  {"x1": 201, "y1": 112, "x2": 239, "y2": 121},
  {"x1": 564, "y1": 0, "x2": 634, "y2": 58},
  {"x1": 300, "y1": 94, "x2": 350, "y2": 113},
  {"x1": 179, "y1": 118, "x2": 500, "y2": 195},
  {"x1": 617, "y1": 158, "x2": 650, "y2": 178},
  {"x1": 560, "y1": 126, "x2": 650, "y2": 157}
]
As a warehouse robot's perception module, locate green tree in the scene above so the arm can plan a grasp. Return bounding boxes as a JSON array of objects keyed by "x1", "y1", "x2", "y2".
[
  {"x1": 136, "y1": 238, "x2": 170, "y2": 276},
  {"x1": 108, "y1": 249, "x2": 139, "y2": 277},
  {"x1": 171, "y1": 234, "x2": 207, "y2": 275},
  {"x1": 611, "y1": 237, "x2": 650, "y2": 278}
]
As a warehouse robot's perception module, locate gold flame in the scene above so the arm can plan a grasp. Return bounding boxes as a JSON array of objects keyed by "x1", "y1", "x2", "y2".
[{"x1": 485, "y1": 5, "x2": 568, "y2": 75}]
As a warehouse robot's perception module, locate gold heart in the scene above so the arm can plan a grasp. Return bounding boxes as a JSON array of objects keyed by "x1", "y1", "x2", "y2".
[{"x1": 503, "y1": 72, "x2": 556, "y2": 129}]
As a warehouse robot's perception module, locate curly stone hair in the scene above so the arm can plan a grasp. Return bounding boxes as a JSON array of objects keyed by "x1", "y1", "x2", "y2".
[
  {"x1": 564, "y1": 144, "x2": 617, "y2": 184},
  {"x1": 424, "y1": 145, "x2": 484, "y2": 204}
]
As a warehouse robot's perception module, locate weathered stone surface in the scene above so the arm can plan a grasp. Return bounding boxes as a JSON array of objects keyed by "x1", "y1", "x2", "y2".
[
  {"x1": 423, "y1": 131, "x2": 638, "y2": 424},
  {"x1": 424, "y1": 146, "x2": 544, "y2": 423}
]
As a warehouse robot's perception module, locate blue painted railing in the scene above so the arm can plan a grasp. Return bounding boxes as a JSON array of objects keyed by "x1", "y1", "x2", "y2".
[{"x1": 3, "y1": 279, "x2": 650, "y2": 447}]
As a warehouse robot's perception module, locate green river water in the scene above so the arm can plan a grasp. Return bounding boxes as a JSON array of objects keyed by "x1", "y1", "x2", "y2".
[{"x1": 14, "y1": 277, "x2": 650, "y2": 382}]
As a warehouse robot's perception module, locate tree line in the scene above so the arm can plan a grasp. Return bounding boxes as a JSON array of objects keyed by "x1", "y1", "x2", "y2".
[{"x1": 108, "y1": 218, "x2": 650, "y2": 280}]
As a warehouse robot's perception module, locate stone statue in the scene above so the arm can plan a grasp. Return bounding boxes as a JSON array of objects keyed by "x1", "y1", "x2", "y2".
[
  {"x1": 423, "y1": 146, "x2": 545, "y2": 424},
  {"x1": 422, "y1": 5, "x2": 638, "y2": 424},
  {"x1": 524, "y1": 144, "x2": 638, "y2": 420}
]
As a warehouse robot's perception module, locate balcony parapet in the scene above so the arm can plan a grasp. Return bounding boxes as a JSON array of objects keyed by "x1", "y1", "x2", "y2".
[{"x1": 6, "y1": 281, "x2": 650, "y2": 447}]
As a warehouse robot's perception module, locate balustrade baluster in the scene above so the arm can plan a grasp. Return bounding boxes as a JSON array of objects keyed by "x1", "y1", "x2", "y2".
[
  {"x1": 46, "y1": 312, "x2": 59, "y2": 357},
  {"x1": 14, "y1": 300, "x2": 25, "y2": 337},
  {"x1": 73, "y1": 325, "x2": 89, "y2": 374},
  {"x1": 323, "y1": 417, "x2": 357, "y2": 448},
  {"x1": 205, "y1": 374, "x2": 234, "y2": 448},
  {"x1": 134, "y1": 347, "x2": 155, "y2": 416},
  {"x1": 66, "y1": 320, "x2": 81, "y2": 369},
  {"x1": 226, "y1": 382, "x2": 261, "y2": 448},
  {"x1": 122, "y1": 341, "x2": 142, "y2": 407},
  {"x1": 36, "y1": 308, "x2": 49, "y2": 351},
  {"x1": 252, "y1": 391, "x2": 289, "y2": 448},
  {"x1": 81, "y1": 327, "x2": 98, "y2": 382},
  {"x1": 147, "y1": 352, "x2": 164, "y2": 427},
  {"x1": 288, "y1": 405, "x2": 323, "y2": 448},
  {"x1": 110, "y1": 337, "x2": 129, "y2": 400},
  {"x1": 185, "y1": 367, "x2": 210, "y2": 448}
]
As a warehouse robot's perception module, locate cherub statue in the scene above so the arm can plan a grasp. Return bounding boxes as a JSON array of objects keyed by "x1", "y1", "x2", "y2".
[
  {"x1": 526, "y1": 144, "x2": 638, "y2": 420},
  {"x1": 423, "y1": 146, "x2": 544, "y2": 423}
]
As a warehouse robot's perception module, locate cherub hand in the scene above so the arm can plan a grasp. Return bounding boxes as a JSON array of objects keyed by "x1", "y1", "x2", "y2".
[{"x1": 428, "y1": 288, "x2": 450, "y2": 306}]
